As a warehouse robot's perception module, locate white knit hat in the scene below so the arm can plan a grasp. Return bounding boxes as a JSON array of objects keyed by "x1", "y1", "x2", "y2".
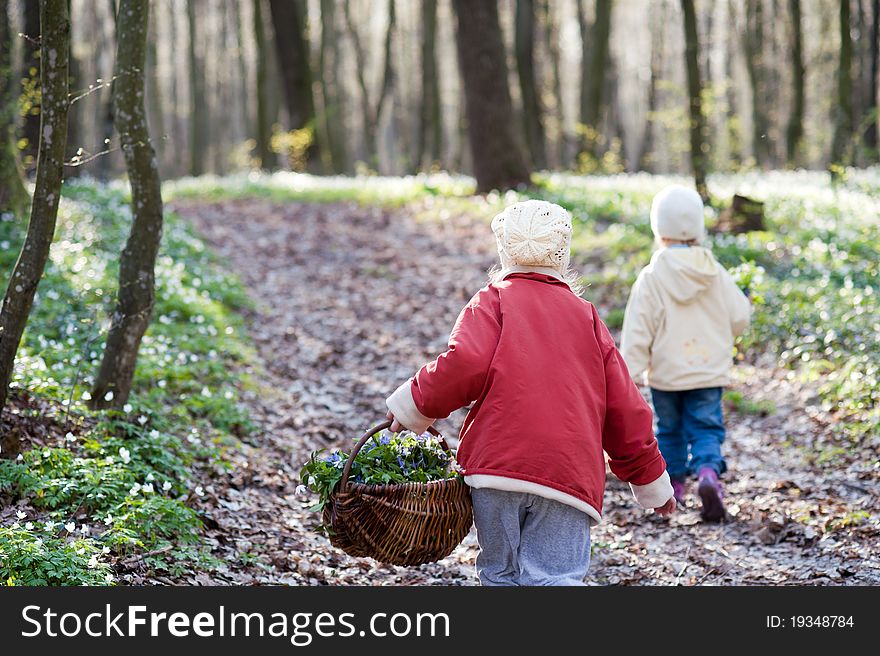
[
  {"x1": 491, "y1": 200, "x2": 572, "y2": 271},
  {"x1": 650, "y1": 185, "x2": 705, "y2": 241}
]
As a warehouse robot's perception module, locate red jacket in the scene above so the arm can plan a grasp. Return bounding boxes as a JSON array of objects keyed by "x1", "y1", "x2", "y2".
[{"x1": 386, "y1": 270, "x2": 672, "y2": 523}]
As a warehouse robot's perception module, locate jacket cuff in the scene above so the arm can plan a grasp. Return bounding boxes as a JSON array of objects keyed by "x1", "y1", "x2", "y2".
[
  {"x1": 386, "y1": 379, "x2": 435, "y2": 434},
  {"x1": 630, "y1": 470, "x2": 674, "y2": 508}
]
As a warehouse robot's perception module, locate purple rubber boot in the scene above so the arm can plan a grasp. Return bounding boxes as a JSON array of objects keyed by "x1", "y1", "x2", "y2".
[
  {"x1": 671, "y1": 478, "x2": 688, "y2": 506},
  {"x1": 697, "y1": 467, "x2": 726, "y2": 522}
]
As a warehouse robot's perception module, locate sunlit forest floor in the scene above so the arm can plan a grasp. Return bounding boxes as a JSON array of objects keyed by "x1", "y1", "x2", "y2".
[
  {"x1": 2, "y1": 171, "x2": 878, "y2": 585},
  {"x1": 169, "y1": 170, "x2": 879, "y2": 585}
]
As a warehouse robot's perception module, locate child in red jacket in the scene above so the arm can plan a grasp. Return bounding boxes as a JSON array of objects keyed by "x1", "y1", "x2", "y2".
[{"x1": 386, "y1": 200, "x2": 675, "y2": 585}]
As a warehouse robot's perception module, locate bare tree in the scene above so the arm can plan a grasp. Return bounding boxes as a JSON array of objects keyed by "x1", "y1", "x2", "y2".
[
  {"x1": 577, "y1": 0, "x2": 613, "y2": 160},
  {"x1": 864, "y1": 0, "x2": 879, "y2": 157},
  {"x1": 0, "y1": 0, "x2": 29, "y2": 218},
  {"x1": 91, "y1": 0, "x2": 164, "y2": 409},
  {"x1": 0, "y1": 0, "x2": 70, "y2": 413},
  {"x1": 452, "y1": 0, "x2": 530, "y2": 192},
  {"x1": 785, "y1": 0, "x2": 805, "y2": 167},
  {"x1": 744, "y1": 0, "x2": 770, "y2": 167},
  {"x1": 516, "y1": 0, "x2": 547, "y2": 170},
  {"x1": 253, "y1": 0, "x2": 275, "y2": 170},
  {"x1": 415, "y1": 0, "x2": 442, "y2": 171},
  {"x1": 268, "y1": 0, "x2": 319, "y2": 166},
  {"x1": 187, "y1": 0, "x2": 207, "y2": 175},
  {"x1": 344, "y1": 0, "x2": 396, "y2": 170},
  {"x1": 19, "y1": 0, "x2": 41, "y2": 173},
  {"x1": 681, "y1": 0, "x2": 709, "y2": 200},
  {"x1": 539, "y1": 0, "x2": 565, "y2": 168},
  {"x1": 318, "y1": 0, "x2": 347, "y2": 173},
  {"x1": 830, "y1": 0, "x2": 853, "y2": 172}
]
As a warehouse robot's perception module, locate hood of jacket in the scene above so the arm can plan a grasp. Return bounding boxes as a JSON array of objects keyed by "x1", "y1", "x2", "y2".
[{"x1": 650, "y1": 246, "x2": 719, "y2": 304}]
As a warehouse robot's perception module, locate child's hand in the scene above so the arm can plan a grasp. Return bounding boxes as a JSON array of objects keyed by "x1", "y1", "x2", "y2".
[
  {"x1": 653, "y1": 497, "x2": 676, "y2": 516},
  {"x1": 386, "y1": 410, "x2": 402, "y2": 433}
]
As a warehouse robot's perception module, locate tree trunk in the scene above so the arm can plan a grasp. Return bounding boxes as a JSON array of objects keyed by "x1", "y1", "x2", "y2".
[
  {"x1": 638, "y1": 1, "x2": 665, "y2": 172},
  {"x1": 0, "y1": 0, "x2": 30, "y2": 218},
  {"x1": 578, "y1": 0, "x2": 613, "y2": 159},
  {"x1": 90, "y1": 0, "x2": 164, "y2": 410},
  {"x1": 97, "y1": 0, "x2": 117, "y2": 181},
  {"x1": 267, "y1": 0, "x2": 319, "y2": 167},
  {"x1": 452, "y1": 0, "x2": 530, "y2": 192},
  {"x1": 515, "y1": 0, "x2": 547, "y2": 170},
  {"x1": 415, "y1": 0, "x2": 441, "y2": 171},
  {"x1": 19, "y1": 0, "x2": 42, "y2": 173},
  {"x1": 681, "y1": 0, "x2": 709, "y2": 201},
  {"x1": 785, "y1": 0, "x2": 805, "y2": 167},
  {"x1": 0, "y1": 0, "x2": 69, "y2": 413},
  {"x1": 539, "y1": 0, "x2": 565, "y2": 169},
  {"x1": 253, "y1": 0, "x2": 275, "y2": 170},
  {"x1": 830, "y1": 0, "x2": 853, "y2": 172},
  {"x1": 864, "y1": 0, "x2": 879, "y2": 155},
  {"x1": 146, "y1": 6, "x2": 164, "y2": 165},
  {"x1": 318, "y1": 0, "x2": 347, "y2": 173},
  {"x1": 343, "y1": 0, "x2": 396, "y2": 170},
  {"x1": 187, "y1": 0, "x2": 206, "y2": 176},
  {"x1": 744, "y1": 0, "x2": 770, "y2": 167},
  {"x1": 725, "y1": 0, "x2": 742, "y2": 167}
]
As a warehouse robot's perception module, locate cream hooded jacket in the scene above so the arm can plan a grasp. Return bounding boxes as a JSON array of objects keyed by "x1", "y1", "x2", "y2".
[{"x1": 621, "y1": 246, "x2": 751, "y2": 391}]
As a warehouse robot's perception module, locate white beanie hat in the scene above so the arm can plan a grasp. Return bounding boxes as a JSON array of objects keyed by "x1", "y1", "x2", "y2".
[
  {"x1": 650, "y1": 185, "x2": 705, "y2": 241},
  {"x1": 491, "y1": 200, "x2": 572, "y2": 272}
]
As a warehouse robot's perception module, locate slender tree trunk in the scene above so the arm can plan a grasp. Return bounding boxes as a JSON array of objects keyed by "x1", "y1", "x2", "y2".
[
  {"x1": 318, "y1": 0, "x2": 346, "y2": 173},
  {"x1": 744, "y1": 0, "x2": 769, "y2": 167},
  {"x1": 578, "y1": 0, "x2": 613, "y2": 159},
  {"x1": 253, "y1": 0, "x2": 275, "y2": 170},
  {"x1": 187, "y1": 0, "x2": 206, "y2": 175},
  {"x1": 19, "y1": 0, "x2": 41, "y2": 173},
  {"x1": 232, "y1": 1, "x2": 250, "y2": 142},
  {"x1": 725, "y1": 0, "x2": 742, "y2": 167},
  {"x1": 639, "y1": 1, "x2": 666, "y2": 172},
  {"x1": 97, "y1": 0, "x2": 117, "y2": 181},
  {"x1": 864, "y1": 0, "x2": 878, "y2": 155},
  {"x1": 146, "y1": 6, "x2": 164, "y2": 165},
  {"x1": 415, "y1": 0, "x2": 441, "y2": 171},
  {"x1": 0, "y1": 0, "x2": 69, "y2": 414},
  {"x1": 0, "y1": 0, "x2": 29, "y2": 218},
  {"x1": 681, "y1": 0, "x2": 709, "y2": 201},
  {"x1": 830, "y1": 0, "x2": 853, "y2": 172},
  {"x1": 91, "y1": 0, "x2": 164, "y2": 410},
  {"x1": 267, "y1": 0, "x2": 319, "y2": 167},
  {"x1": 64, "y1": 0, "x2": 82, "y2": 179},
  {"x1": 343, "y1": 0, "x2": 396, "y2": 170},
  {"x1": 539, "y1": 0, "x2": 565, "y2": 168},
  {"x1": 451, "y1": 0, "x2": 530, "y2": 192},
  {"x1": 785, "y1": 0, "x2": 805, "y2": 167},
  {"x1": 515, "y1": 0, "x2": 547, "y2": 170}
]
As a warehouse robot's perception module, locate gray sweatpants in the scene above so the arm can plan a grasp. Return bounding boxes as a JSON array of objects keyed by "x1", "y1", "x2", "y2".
[{"x1": 471, "y1": 487, "x2": 591, "y2": 586}]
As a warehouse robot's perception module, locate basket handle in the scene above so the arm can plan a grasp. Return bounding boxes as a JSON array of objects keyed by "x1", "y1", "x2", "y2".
[{"x1": 339, "y1": 420, "x2": 446, "y2": 491}]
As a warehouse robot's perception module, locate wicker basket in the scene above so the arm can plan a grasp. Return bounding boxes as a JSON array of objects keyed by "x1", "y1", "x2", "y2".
[{"x1": 322, "y1": 420, "x2": 473, "y2": 566}]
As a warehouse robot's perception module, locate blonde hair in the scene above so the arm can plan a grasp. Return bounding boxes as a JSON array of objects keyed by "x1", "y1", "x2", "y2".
[{"x1": 487, "y1": 263, "x2": 585, "y2": 297}]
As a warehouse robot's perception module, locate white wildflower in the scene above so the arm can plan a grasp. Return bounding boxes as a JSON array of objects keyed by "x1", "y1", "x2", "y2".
[
  {"x1": 103, "y1": 391, "x2": 114, "y2": 401},
  {"x1": 129, "y1": 483, "x2": 141, "y2": 497},
  {"x1": 295, "y1": 484, "x2": 307, "y2": 495},
  {"x1": 142, "y1": 483, "x2": 154, "y2": 494},
  {"x1": 16, "y1": 454, "x2": 23, "y2": 461},
  {"x1": 123, "y1": 403, "x2": 133, "y2": 413},
  {"x1": 79, "y1": 524, "x2": 88, "y2": 535},
  {"x1": 44, "y1": 521, "x2": 55, "y2": 531},
  {"x1": 64, "y1": 522, "x2": 76, "y2": 533},
  {"x1": 118, "y1": 447, "x2": 131, "y2": 464},
  {"x1": 25, "y1": 522, "x2": 34, "y2": 530},
  {"x1": 103, "y1": 514, "x2": 113, "y2": 526},
  {"x1": 162, "y1": 481, "x2": 172, "y2": 492},
  {"x1": 15, "y1": 510, "x2": 26, "y2": 520},
  {"x1": 146, "y1": 473, "x2": 155, "y2": 482},
  {"x1": 102, "y1": 546, "x2": 110, "y2": 554},
  {"x1": 65, "y1": 432, "x2": 76, "y2": 443},
  {"x1": 81, "y1": 391, "x2": 92, "y2": 401},
  {"x1": 194, "y1": 485, "x2": 204, "y2": 497},
  {"x1": 137, "y1": 415, "x2": 148, "y2": 425},
  {"x1": 87, "y1": 554, "x2": 99, "y2": 569},
  {"x1": 149, "y1": 429, "x2": 160, "y2": 439}
]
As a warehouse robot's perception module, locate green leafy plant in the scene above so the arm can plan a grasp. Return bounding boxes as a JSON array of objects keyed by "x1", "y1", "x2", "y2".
[{"x1": 299, "y1": 430, "x2": 460, "y2": 511}]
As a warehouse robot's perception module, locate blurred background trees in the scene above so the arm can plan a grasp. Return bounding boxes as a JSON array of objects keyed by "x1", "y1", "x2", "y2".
[{"x1": 0, "y1": 0, "x2": 876, "y2": 190}]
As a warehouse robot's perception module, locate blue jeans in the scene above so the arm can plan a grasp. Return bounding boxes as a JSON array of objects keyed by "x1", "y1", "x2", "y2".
[{"x1": 650, "y1": 387, "x2": 727, "y2": 480}]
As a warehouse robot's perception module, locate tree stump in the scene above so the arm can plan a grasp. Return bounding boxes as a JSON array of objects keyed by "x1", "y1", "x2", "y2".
[{"x1": 714, "y1": 194, "x2": 766, "y2": 234}]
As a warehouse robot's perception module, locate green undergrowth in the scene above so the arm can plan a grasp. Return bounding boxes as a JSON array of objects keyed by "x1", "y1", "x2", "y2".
[
  {"x1": 167, "y1": 169, "x2": 880, "y2": 444},
  {"x1": 0, "y1": 179, "x2": 255, "y2": 585}
]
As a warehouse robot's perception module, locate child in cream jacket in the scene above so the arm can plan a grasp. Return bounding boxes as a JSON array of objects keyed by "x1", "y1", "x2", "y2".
[{"x1": 621, "y1": 185, "x2": 751, "y2": 521}]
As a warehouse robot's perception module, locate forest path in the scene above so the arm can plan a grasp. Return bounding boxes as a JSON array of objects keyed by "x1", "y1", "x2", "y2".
[{"x1": 171, "y1": 199, "x2": 879, "y2": 585}]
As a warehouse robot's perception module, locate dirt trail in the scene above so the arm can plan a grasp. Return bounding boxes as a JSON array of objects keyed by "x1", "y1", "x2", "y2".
[{"x1": 171, "y1": 199, "x2": 879, "y2": 586}]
